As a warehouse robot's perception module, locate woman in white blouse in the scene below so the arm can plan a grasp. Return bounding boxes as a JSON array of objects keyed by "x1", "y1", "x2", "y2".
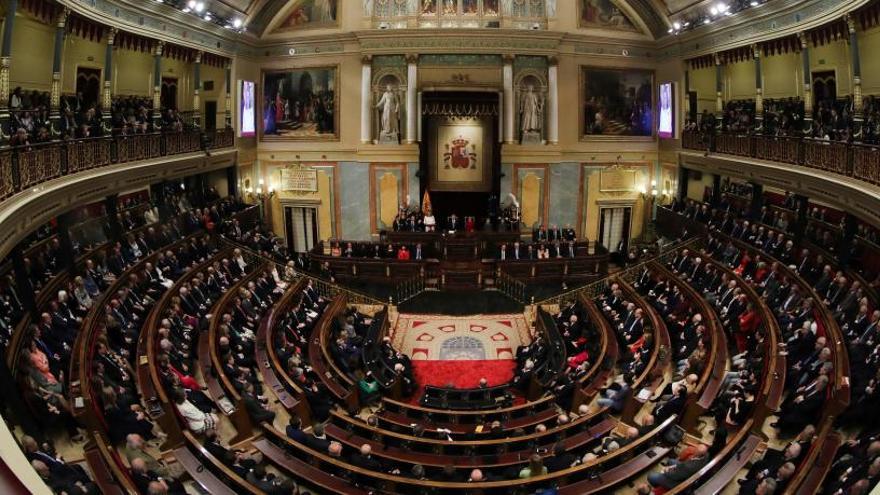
[{"x1": 174, "y1": 389, "x2": 217, "y2": 434}]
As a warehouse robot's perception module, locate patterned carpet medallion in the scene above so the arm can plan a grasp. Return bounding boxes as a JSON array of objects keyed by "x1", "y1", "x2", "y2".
[{"x1": 391, "y1": 314, "x2": 533, "y2": 389}]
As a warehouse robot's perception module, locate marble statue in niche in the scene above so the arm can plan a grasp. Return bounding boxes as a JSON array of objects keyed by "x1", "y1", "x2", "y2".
[
  {"x1": 518, "y1": 75, "x2": 545, "y2": 144},
  {"x1": 374, "y1": 74, "x2": 403, "y2": 144}
]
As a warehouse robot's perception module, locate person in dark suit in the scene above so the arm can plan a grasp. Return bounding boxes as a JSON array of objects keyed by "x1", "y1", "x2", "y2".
[
  {"x1": 772, "y1": 375, "x2": 828, "y2": 436},
  {"x1": 652, "y1": 385, "x2": 687, "y2": 423},
  {"x1": 241, "y1": 382, "x2": 275, "y2": 424},
  {"x1": 647, "y1": 444, "x2": 710, "y2": 489},
  {"x1": 285, "y1": 417, "x2": 308, "y2": 443},
  {"x1": 351, "y1": 443, "x2": 384, "y2": 472},
  {"x1": 544, "y1": 442, "x2": 577, "y2": 472},
  {"x1": 304, "y1": 423, "x2": 331, "y2": 452}
]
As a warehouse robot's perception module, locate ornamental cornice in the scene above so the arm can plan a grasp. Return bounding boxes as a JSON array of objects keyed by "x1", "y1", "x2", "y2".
[
  {"x1": 59, "y1": 0, "x2": 246, "y2": 56},
  {"x1": 354, "y1": 29, "x2": 563, "y2": 55},
  {"x1": 657, "y1": 0, "x2": 870, "y2": 60}
]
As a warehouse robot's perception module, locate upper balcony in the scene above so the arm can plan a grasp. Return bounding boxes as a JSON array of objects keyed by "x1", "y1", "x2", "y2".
[
  {"x1": 0, "y1": 128, "x2": 236, "y2": 259},
  {"x1": 0, "y1": 128, "x2": 234, "y2": 203},
  {"x1": 681, "y1": 130, "x2": 880, "y2": 187}
]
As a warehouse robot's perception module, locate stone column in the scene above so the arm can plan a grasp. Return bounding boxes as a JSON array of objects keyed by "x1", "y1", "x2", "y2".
[
  {"x1": 711, "y1": 174, "x2": 722, "y2": 206},
  {"x1": 497, "y1": 90, "x2": 503, "y2": 143},
  {"x1": 846, "y1": 14, "x2": 862, "y2": 121},
  {"x1": 684, "y1": 68, "x2": 690, "y2": 120},
  {"x1": 224, "y1": 61, "x2": 232, "y2": 128},
  {"x1": 104, "y1": 194, "x2": 123, "y2": 241},
  {"x1": 361, "y1": 55, "x2": 372, "y2": 144},
  {"x1": 49, "y1": 8, "x2": 69, "y2": 131},
  {"x1": 748, "y1": 181, "x2": 763, "y2": 220},
  {"x1": 102, "y1": 28, "x2": 116, "y2": 128},
  {"x1": 55, "y1": 212, "x2": 77, "y2": 274},
  {"x1": 417, "y1": 91, "x2": 423, "y2": 142},
  {"x1": 793, "y1": 193, "x2": 809, "y2": 244},
  {"x1": 677, "y1": 166, "x2": 689, "y2": 202},
  {"x1": 0, "y1": 0, "x2": 18, "y2": 135},
  {"x1": 714, "y1": 52, "x2": 723, "y2": 113},
  {"x1": 839, "y1": 213, "x2": 858, "y2": 268},
  {"x1": 9, "y1": 246, "x2": 35, "y2": 318},
  {"x1": 152, "y1": 41, "x2": 164, "y2": 127},
  {"x1": 193, "y1": 51, "x2": 202, "y2": 128},
  {"x1": 753, "y1": 43, "x2": 763, "y2": 123},
  {"x1": 547, "y1": 57, "x2": 558, "y2": 144},
  {"x1": 799, "y1": 32, "x2": 812, "y2": 121},
  {"x1": 503, "y1": 55, "x2": 514, "y2": 144},
  {"x1": 406, "y1": 54, "x2": 418, "y2": 144}
]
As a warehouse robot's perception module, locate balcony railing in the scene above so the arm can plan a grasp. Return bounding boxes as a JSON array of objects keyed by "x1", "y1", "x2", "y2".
[
  {"x1": 681, "y1": 130, "x2": 880, "y2": 186},
  {"x1": 0, "y1": 128, "x2": 234, "y2": 202}
]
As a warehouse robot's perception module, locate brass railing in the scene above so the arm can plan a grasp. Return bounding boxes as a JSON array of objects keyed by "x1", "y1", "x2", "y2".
[
  {"x1": 217, "y1": 237, "x2": 385, "y2": 306},
  {"x1": 393, "y1": 272, "x2": 426, "y2": 305},
  {"x1": 496, "y1": 270, "x2": 530, "y2": 304},
  {"x1": 536, "y1": 236, "x2": 703, "y2": 307},
  {"x1": 0, "y1": 129, "x2": 233, "y2": 205}
]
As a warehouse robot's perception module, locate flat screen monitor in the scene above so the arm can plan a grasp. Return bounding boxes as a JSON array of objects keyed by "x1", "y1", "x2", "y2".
[
  {"x1": 658, "y1": 82, "x2": 674, "y2": 139},
  {"x1": 239, "y1": 80, "x2": 255, "y2": 137}
]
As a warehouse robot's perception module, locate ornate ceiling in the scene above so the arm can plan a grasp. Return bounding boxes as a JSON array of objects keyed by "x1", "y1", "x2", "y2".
[{"x1": 235, "y1": 0, "x2": 674, "y2": 39}]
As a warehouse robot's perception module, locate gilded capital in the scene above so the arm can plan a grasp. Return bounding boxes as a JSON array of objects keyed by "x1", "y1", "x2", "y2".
[
  {"x1": 797, "y1": 31, "x2": 808, "y2": 49},
  {"x1": 106, "y1": 27, "x2": 118, "y2": 46},
  {"x1": 154, "y1": 41, "x2": 165, "y2": 57},
  {"x1": 845, "y1": 13, "x2": 856, "y2": 34},
  {"x1": 56, "y1": 8, "x2": 69, "y2": 28}
]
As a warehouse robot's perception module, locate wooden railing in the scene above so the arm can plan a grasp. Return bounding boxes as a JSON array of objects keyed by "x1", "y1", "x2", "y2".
[
  {"x1": 0, "y1": 129, "x2": 233, "y2": 203},
  {"x1": 680, "y1": 130, "x2": 880, "y2": 185}
]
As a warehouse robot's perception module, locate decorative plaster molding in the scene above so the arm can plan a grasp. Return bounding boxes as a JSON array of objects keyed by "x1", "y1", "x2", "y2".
[{"x1": 658, "y1": 0, "x2": 871, "y2": 60}]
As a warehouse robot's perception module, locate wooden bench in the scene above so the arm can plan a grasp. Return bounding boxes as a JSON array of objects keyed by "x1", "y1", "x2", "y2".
[
  {"x1": 201, "y1": 260, "x2": 272, "y2": 444},
  {"x1": 255, "y1": 278, "x2": 310, "y2": 421},
  {"x1": 614, "y1": 275, "x2": 672, "y2": 423},
  {"x1": 255, "y1": 416, "x2": 677, "y2": 494},
  {"x1": 570, "y1": 293, "x2": 620, "y2": 411},
  {"x1": 330, "y1": 408, "x2": 613, "y2": 457},
  {"x1": 649, "y1": 261, "x2": 728, "y2": 435},
  {"x1": 176, "y1": 431, "x2": 262, "y2": 495},
  {"x1": 324, "y1": 417, "x2": 615, "y2": 468}
]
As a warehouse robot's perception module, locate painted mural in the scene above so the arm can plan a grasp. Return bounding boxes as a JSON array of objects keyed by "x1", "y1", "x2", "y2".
[
  {"x1": 579, "y1": 0, "x2": 638, "y2": 31},
  {"x1": 278, "y1": 0, "x2": 338, "y2": 30}
]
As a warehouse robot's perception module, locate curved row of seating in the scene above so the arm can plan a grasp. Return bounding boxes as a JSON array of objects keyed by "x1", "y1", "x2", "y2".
[{"x1": 658, "y1": 205, "x2": 854, "y2": 494}]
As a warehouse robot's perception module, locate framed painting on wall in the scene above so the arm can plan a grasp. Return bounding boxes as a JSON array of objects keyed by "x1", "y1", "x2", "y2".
[
  {"x1": 581, "y1": 67, "x2": 654, "y2": 138},
  {"x1": 261, "y1": 66, "x2": 339, "y2": 141}
]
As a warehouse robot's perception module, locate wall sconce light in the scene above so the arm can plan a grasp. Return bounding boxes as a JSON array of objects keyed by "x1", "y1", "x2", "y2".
[{"x1": 245, "y1": 183, "x2": 275, "y2": 201}]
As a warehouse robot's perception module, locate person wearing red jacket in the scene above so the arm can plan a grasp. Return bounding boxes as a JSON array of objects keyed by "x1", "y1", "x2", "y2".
[{"x1": 736, "y1": 302, "x2": 760, "y2": 353}]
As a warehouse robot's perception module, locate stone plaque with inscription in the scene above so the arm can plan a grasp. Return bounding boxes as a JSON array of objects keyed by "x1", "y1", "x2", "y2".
[
  {"x1": 599, "y1": 169, "x2": 637, "y2": 192},
  {"x1": 280, "y1": 166, "x2": 318, "y2": 192}
]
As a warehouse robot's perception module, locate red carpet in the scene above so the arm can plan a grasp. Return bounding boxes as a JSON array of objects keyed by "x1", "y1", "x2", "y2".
[{"x1": 411, "y1": 360, "x2": 517, "y2": 389}]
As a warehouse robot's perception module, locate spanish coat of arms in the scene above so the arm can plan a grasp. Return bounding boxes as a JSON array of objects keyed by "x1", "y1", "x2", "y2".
[{"x1": 443, "y1": 136, "x2": 478, "y2": 169}]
